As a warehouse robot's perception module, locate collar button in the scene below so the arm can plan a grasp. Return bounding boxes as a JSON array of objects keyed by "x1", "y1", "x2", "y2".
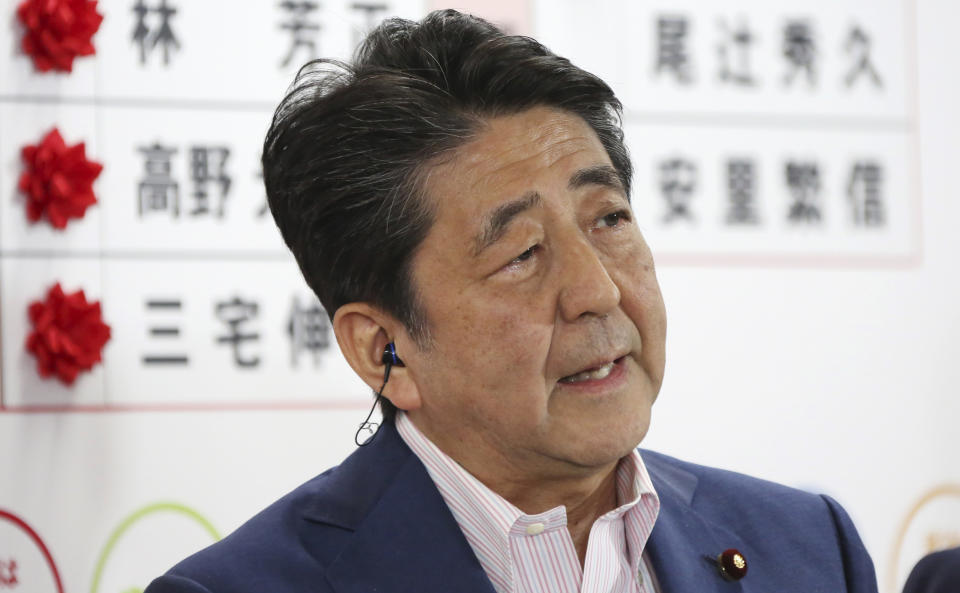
[{"x1": 525, "y1": 522, "x2": 545, "y2": 535}]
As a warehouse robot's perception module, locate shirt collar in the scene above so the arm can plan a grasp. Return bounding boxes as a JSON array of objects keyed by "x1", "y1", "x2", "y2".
[{"x1": 395, "y1": 411, "x2": 660, "y2": 590}]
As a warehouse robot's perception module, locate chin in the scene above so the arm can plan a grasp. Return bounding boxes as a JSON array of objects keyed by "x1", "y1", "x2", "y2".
[{"x1": 558, "y1": 414, "x2": 651, "y2": 469}]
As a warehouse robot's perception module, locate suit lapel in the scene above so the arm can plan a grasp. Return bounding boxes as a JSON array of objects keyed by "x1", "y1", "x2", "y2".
[
  {"x1": 303, "y1": 424, "x2": 497, "y2": 593},
  {"x1": 299, "y1": 429, "x2": 752, "y2": 593},
  {"x1": 642, "y1": 451, "x2": 746, "y2": 593}
]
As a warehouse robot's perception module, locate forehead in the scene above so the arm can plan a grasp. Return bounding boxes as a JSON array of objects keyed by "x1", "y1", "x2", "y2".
[{"x1": 421, "y1": 107, "x2": 612, "y2": 224}]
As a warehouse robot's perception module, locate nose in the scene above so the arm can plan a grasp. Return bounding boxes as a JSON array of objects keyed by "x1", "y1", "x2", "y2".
[{"x1": 557, "y1": 235, "x2": 621, "y2": 322}]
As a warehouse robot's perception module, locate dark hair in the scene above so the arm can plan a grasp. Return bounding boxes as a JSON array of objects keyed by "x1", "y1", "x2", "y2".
[{"x1": 262, "y1": 9, "x2": 632, "y2": 422}]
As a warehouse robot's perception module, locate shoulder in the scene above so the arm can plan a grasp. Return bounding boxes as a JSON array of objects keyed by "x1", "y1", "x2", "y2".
[
  {"x1": 145, "y1": 424, "x2": 418, "y2": 593},
  {"x1": 144, "y1": 467, "x2": 342, "y2": 593},
  {"x1": 903, "y1": 547, "x2": 960, "y2": 593},
  {"x1": 641, "y1": 449, "x2": 879, "y2": 593},
  {"x1": 640, "y1": 447, "x2": 827, "y2": 508},
  {"x1": 641, "y1": 447, "x2": 853, "y2": 531}
]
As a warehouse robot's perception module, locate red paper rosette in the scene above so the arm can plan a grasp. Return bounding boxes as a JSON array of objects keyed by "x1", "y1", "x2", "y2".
[
  {"x1": 19, "y1": 128, "x2": 103, "y2": 230},
  {"x1": 16, "y1": 0, "x2": 104, "y2": 72},
  {"x1": 25, "y1": 282, "x2": 111, "y2": 386}
]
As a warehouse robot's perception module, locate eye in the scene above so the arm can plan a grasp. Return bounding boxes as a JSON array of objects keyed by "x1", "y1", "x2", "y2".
[
  {"x1": 510, "y1": 245, "x2": 539, "y2": 265},
  {"x1": 500, "y1": 244, "x2": 541, "y2": 273},
  {"x1": 597, "y1": 209, "x2": 631, "y2": 228}
]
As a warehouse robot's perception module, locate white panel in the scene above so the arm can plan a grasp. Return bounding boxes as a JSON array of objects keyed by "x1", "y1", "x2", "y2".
[
  {"x1": 533, "y1": 0, "x2": 910, "y2": 118},
  {"x1": 1, "y1": 257, "x2": 106, "y2": 407},
  {"x1": 94, "y1": 0, "x2": 426, "y2": 104},
  {"x1": 0, "y1": 104, "x2": 103, "y2": 252},
  {"x1": 102, "y1": 258, "x2": 369, "y2": 407},
  {"x1": 626, "y1": 123, "x2": 915, "y2": 259},
  {"x1": 96, "y1": 106, "x2": 283, "y2": 253},
  {"x1": 0, "y1": 0, "x2": 99, "y2": 97}
]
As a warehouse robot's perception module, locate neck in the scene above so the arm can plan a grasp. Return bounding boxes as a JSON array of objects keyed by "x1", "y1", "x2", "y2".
[
  {"x1": 493, "y1": 465, "x2": 620, "y2": 566},
  {"x1": 406, "y1": 410, "x2": 623, "y2": 567}
]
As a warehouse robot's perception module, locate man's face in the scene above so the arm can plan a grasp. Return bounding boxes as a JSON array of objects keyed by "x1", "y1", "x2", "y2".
[{"x1": 400, "y1": 106, "x2": 667, "y2": 481}]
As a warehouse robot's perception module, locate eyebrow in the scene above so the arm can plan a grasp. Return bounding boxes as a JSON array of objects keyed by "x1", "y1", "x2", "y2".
[
  {"x1": 470, "y1": 165, "x2": 626, "y2": 257},
  {"x1": 472, "y1": 191, "x2": 542, "y2": 257},
  {"x1": 568, "y1": 164, "x2": 626, "y2": 195}
]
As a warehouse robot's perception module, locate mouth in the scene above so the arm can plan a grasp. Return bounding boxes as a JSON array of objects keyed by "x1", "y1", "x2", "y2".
[{"x1": 559, "y1": 355, "x2": 627, "y2": 384}]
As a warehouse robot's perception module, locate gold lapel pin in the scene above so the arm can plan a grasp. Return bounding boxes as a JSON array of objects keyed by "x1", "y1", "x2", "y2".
[{"x1": 716, "y1": 548, "x2": 748, "y2": 581}]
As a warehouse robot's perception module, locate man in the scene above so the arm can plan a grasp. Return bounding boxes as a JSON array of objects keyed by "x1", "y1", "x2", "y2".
[
  {"x1": 146, "y1": 10, "x2": 878, "y2": 593},
  {"x1": 902, "y1": 547, "x2": 960, "y2": 593}
]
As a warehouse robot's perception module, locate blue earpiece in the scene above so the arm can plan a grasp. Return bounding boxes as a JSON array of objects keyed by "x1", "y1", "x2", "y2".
[
  {"x1": 356, "y1": 342, "x2": 403, "y2": 447},
  {"x1": 382, "y1": 342, "x2": 404, "y2": 368}
]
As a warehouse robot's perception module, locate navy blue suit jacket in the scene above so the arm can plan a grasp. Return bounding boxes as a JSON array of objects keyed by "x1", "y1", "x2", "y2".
[
  {"x1": 902, "y1": 547, "x2": 960, "y2": 593},
  {"x1": 145, "y1": 422, "x2": 878, "y2": 593}
]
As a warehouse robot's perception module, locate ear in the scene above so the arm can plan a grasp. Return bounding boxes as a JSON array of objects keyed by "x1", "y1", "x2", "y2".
[{"x1": 332, "y1": 303, "x2": 422, "y2": 412}]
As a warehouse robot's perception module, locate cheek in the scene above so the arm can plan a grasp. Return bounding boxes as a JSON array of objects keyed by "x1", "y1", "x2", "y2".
[
  {"x1": 613, "y1": 250, "x2": 667, "y2": 346},
  {"x1": 635, "y1": 275, "x2": 667, "y2": 384},
  {"x1": 483, "y1": 305, "x2": 552, "y2": 382},
  {"x1": 638, "y1": 267, "x2": 666, "y2": 324},
  {"x1": 438, "y1": 295, "x2": 554, "y2": 393},
  {"x1": 421, "y1": 310, "x2": 553, "y2": 430}
]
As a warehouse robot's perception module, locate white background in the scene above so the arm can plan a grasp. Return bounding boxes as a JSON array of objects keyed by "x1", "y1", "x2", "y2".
[{"x1": 0, "y1": 2, "x2": 957, "y2": 593}]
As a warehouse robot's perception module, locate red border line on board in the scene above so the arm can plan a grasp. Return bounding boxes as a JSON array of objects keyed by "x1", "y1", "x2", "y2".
[
  {"x1": 0, "y1": 509, "x2": 65, "y2": 593},
  {"x1": 0, "y1": 399, "x2": 369, "y2": 414},
  {"x1": 652, "y1": 252, "x2": 922, "y2": 269}
]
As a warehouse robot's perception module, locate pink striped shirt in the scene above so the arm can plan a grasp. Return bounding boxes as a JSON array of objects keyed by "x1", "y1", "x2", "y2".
[{"x1": 396, "y1": 412, "x2": 661, "y2": 593}]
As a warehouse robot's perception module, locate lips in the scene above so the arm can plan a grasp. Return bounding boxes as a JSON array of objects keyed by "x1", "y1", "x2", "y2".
[{"x1": 559, "y1": 356, "x2": 626, "y2": 384}]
